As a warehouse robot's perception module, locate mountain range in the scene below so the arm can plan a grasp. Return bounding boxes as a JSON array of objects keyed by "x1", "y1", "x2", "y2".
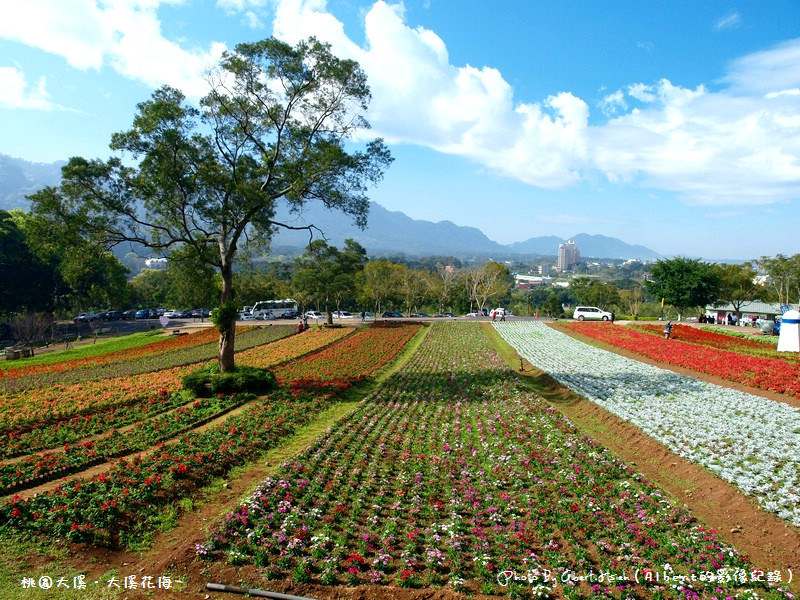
[
  {"x1": 0, "y1": 153, "x2": 660, "y2": 261},
  {"x1": 0, "y1": 154, "x2": 65, "y2": 211},
  {"x1": 271, "y1": 201, "x2": 661, "y2": 260}
]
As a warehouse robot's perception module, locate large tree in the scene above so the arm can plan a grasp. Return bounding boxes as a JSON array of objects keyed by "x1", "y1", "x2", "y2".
[
  {"x1": 716, "y1": 263, "x2": 764, "y2": 319},
  {"x1": 293, "y1": 239, "x2": 366, "y2": 323},
  {"x1": 464, "y1": 262, "x2": 512, "y2": 313},
  {"x1": 569, "y1": 277, "x2": 621, "y2": 310},
  {"x1": 29, "y1": 37, "x2": 391, "y2": 371},
  {"x1": 755, "y1": 254, "x2": 800, "y2": 306},
  {"x1": 645, "y1": 257, "x2": 721, "y2": 321},
  {"x1": 0, "y1": 210, "x2": 55, "y2": 314}
]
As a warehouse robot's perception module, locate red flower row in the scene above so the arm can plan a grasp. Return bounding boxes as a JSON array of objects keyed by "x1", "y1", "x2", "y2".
[{"x1": 566, "y1": 322, "x2": 800, "y2": 398}]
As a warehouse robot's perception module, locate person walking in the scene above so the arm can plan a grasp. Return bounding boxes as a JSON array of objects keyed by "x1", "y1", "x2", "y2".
[
  {"x1": 611, "y1": 311, "x2": 615, "y2": 324},
  {"x1": 663, "y1": 320, "x2": 673, "y2": 339}
]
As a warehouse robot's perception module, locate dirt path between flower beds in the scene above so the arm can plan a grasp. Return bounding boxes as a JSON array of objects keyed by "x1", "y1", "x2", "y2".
[
  {"x1": 11, "y1": 397, "x2": 261, "y2": 500},
  {"x1": 483, "y1": 323, "x2": 800, "y2": 594},
  {"x1": 57, "y1": 325, "x2": 434, "y2": 600},
  {"x1": 551, "y1": 320, "x2": 800, "y2": 409}
]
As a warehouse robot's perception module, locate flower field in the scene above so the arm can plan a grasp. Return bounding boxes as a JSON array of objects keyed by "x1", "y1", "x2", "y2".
[
  {"x1": 202, "y1": 323, "x2": 790, "y2": 599},
  {"x1": 275, "y1": 321, "x2": 420, "y2": 392},
  {"x1": 1, "y1": 322, "x2": 421, "y2": 546},
  {"x1": 0, "y1": 326, "x2": 222, "y2": 380},
  {"x1": 495, "y1": 321, "x2": 800, "y2": 527},
  {"x1": 631, "y1": 323, "x2": 797, "y2": 362},
  {"x1": 0, "y1": 326, "x2": 300, "y2": 433},
  {"x1": 0, "y1": 325, "x2": 295, "y2": 394},
  {"x1": 566, "y1": 320, "x2": 800, "y2": 398}
]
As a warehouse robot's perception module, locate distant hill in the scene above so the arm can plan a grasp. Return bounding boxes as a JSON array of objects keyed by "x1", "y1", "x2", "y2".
[
  {"x1": 0, "y1": 154, "x2": 64, "y2": 210},
  {"x1": 0, "y1": 154, "x2": 660, "y2": 261}
]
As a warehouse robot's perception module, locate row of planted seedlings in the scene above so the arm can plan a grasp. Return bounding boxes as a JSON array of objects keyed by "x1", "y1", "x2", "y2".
[
  {"x1": 0, "y1": 325, "x2": 292, "y2": 395},
  {"x1": 495, "y1": 320, "x2": 800, "y2": 527},
  {"x1": 0, "y1": 327, "x2": 353, "y2": 491},
  {"x1": 0, "y1": 326, "x2": 223, "y2": 381},
  {"x1": 201, "y1": 322, "x2": 791, "y2": 600},
  {"x1": 630, "y1": 324, "x2": 788, "y2": 359},
  {"x1": 1, "y1": 323, "x2": 421, "y2": 547},
  {"x1": 565, "y1": 320, "x2": 800, "y2": 398},
  {"x1": 0, "y1": 326, "x2": 307, "y2": 452}
]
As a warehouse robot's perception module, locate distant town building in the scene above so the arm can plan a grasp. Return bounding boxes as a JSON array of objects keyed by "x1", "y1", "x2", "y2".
[
  {"x1": 557, "y1": 240, "x2": 580, "y2": 272},
  {"x1": 514, "y1": 274, "x2": 554, "y2": 289},
  {"x1": 144, "y1": 257, "x2": 168, "y2": 270}
]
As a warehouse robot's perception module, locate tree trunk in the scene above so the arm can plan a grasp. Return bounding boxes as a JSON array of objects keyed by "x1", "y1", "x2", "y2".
[{"x1": 219, "y1": 262, "x2": 236, "y2": 373}]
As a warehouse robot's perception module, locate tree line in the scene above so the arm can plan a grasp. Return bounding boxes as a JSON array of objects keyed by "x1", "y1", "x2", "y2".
[{"x1": 2, "y1": 35, "x2": 798, "y2": 370}]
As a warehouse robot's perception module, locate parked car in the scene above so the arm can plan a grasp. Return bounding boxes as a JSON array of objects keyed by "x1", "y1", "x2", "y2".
[
  {"x1": 490, "y1": 308, "x2": 511, "y2": 319},
  {"x1": 436, "y1": 312, "x2": 456, "y2": 318},
  {"x1": 135, "y1": 309, "x2": 150, "y2": 319},
  {"x1": 304, "y1": 311, "x2": 325, "y2": 319},
  {"x1": 74, "y1": 312, "x2": 102, "y2": 323},
  {"x1": 281, "y1": 309, "x2": 300, "y2": 319},
  {"x1": 164, "y1": 309, "x2": 182, "y2": 318},
  {"x1": 104, "y1": 310, "x2": 124, "y2": 320},
  {"x1": 573, "y1": 306, "x2": 613, "y2": 321},
  {"x1": 122, "y1": 310, "x2": 136, "y2": 320},
  {"x1": 410, "y1": 312, "x2": 430, "y2": 318},
  {"x1": 332, "y1": 310, "x2": 353, "y2": 319},
  {"x1": 464, "y1": 312, "x2": 481, "y2": 318},
  {"x1": 239, "y1": 312, "x2": 256, "y2": 321},
  {"x1": 382, "y1": 311, "x2": 403, "y2": 318},
  {"x1": 191, "y1": 308, "x2": 210, "y2": 318}
]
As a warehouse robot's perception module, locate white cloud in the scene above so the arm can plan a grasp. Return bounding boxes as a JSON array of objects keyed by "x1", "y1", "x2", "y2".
[
  {"x1": 599, "y1": 89, "x2": 627, "y2": 116},
  {"x1": 216, "y1": 0, "x2": 268, "y2": 28},
  {"x1": 722, "y1": 38, "x2": 800, "y2": 94},
  {"x1": 714, "y1": 10, "x2": 742, "y2": 32},
  {"x1": 0, "y1": 66, "x2": 66, "y2": 110},
  {"x1": 0, "y1": 0, "x2": 227, "y2": 99},
  {"x1": 268, "y1": 0, "x2": 800, "y2": 207}
]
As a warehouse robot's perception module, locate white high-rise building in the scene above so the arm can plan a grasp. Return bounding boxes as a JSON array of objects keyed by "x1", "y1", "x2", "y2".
[{"x1": 557, "y1": 240, "x2": 580, "y2": 272}]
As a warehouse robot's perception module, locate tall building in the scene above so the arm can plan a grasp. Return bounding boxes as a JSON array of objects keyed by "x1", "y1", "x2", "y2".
[{"x1": 557, "y1": 240, "x2": 580, "y2": 272}]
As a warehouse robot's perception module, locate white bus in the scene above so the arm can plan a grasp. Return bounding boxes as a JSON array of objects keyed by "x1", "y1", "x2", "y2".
[{"x1": 251, "y1": 299, "x2": 299, "y2": 320}]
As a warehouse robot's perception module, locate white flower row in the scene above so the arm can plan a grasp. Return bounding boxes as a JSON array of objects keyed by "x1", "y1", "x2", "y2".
[{"x1": 493, "y1": 321, "x2": 800, "y2": 526}]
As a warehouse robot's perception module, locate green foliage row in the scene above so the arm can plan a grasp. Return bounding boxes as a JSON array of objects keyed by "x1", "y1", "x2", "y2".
[
  {"x1": 702, "y1": 326, "x2": 778, "y2": 345},
  {"x1": 182, "y1": 365, "x2": 276, "y2": 397}
]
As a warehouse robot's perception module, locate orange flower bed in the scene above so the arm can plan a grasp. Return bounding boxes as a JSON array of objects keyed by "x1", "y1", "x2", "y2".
[
  {"x1": 237, "y1": 327, "x2": 353, "y2": 369},
  {"x1": 0, "y1": 327, "x2": 351, "y2": 432},
  {"x1": 276, "y1": 323, "x2": 420, "y2": 388},
  {"x1": 0, "y1": 328, "x2": 223, "y2": 380}
]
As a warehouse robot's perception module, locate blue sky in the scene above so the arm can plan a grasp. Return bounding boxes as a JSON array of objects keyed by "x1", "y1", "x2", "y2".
[{"x1": 1, "y1": 1, "x2": 799, "y2": 260}]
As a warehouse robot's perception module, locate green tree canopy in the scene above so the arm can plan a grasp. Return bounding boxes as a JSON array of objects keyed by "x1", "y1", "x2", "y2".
[
  {"x1": 716, "y1": 263, "x2": 764, "y2": 318},
  {"x1": 0, "y1": 210, "x2": 56, "y2": 314},
  {"x1": 293, "y1": 239, "x2": 366, "y2": 323},
  {"x1": 28, "y1": 37, "x2": 391, "y2": 371},
  {"x1": 755, "y1": 254, "x2": 800, "y2": 306},
  {"x1": 569, "y1": 277, "x2": 621, "y2": 310},
  {"x1": 645, "y1": 257, "x2": 722, "y2": 320}
]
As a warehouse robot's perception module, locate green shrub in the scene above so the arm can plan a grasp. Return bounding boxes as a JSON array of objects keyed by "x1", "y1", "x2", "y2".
[{"x1": 181, "y1": 364, "x2": 276, "y2": 397}]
